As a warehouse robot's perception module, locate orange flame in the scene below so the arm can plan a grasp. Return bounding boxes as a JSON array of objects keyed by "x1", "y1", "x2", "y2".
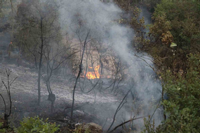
[{"x1": 85, "y1": 65, "x2": 100, "y2": 79}]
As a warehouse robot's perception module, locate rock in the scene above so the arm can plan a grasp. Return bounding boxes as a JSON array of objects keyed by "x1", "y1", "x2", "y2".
[
  {"x1": 60, "y1": 122, "x2": 103, "y2": 133},
  {"x1": 81, "y1": 123, "x2": 102, "y2": 133},
  {"x1": 74, "y1": 110, "x2": 85, "y2": 117}
]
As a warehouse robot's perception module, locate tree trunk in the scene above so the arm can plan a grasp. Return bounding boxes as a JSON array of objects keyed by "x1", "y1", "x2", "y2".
[
  {"x1": 35, "y1": 56, "x2": 37, "y2": 68},
  {"x1": 162, "y1": 84, "x2": 166, "y2": 120},
  {"x1": 38, "y1": 17, "x2": 44, "y2": 106},
  {"x1": 70, "y1": 31, "x2": 90, "y2": 122},
  {"x1": 51, "y1": 100, "x2": 54, "y2": 113}
]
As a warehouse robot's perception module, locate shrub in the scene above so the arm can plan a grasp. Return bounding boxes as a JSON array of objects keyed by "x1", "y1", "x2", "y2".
[
  {"x1": 16, "y1": 116, "x2": 59, "y2": 133},
  {"x1": 143, "y1": 53, "x2": 200, "y2": 133},
  {"x1": 161, "y1": 54, "x2": 200, "y2": 133},
  {"x1": 73, "y1": 125, "x2": 90, "y2": 133},
  {"x1": 0, "y1": 121, "x2": 13, "y2": 133},
  {"x1": 0, "y1": 122, "x2": 6, "y2": 133},
  {"x1": 148, "y1": 0, "x2": 200, "y2": 73}
]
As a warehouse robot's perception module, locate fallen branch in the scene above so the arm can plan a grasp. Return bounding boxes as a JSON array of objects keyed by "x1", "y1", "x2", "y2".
[
  {"x1": 107, "y1": 89, "x2": 131, "y2": 132},
  {"x1": 109, "y1": 116, "x2": 147, "y2": 133}
]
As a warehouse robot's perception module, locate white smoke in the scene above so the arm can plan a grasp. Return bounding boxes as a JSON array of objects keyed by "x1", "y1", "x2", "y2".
[{"x1": 57, "y1": 0, "x2": 162, "y2": 131}]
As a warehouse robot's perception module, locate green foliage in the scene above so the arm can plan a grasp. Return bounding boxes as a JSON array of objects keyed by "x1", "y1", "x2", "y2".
[
  {"x1": 142, "y1": 116, "x2": 156, "y2": 133},
  {"x1": 0, "y1": 121, "x2": 14, "y2": 133},
  {"x1": 161, "y1": 54, "x2": 200, "y2": 133},
  {"x1": 142, "y1": 116, "x2": 163, "y2": 133},
  {"x1": 0, "y1": 122, "x2": 6, "y2": 133},
  {"x1": 16, "y1": 116, "x2": 59, "y2": 133},
  {"x1": 153, "y1": 0, "x2": 200, "y2": 49},
  {"x1": 144, "y1": 54, "x2": 200, "y2": 133},
  {"x1": 0, "y1": 121, "x2": 3, "y2": 127},
  {"x1": 147, "y1": 0, "x2": 200, "y2": 73}
]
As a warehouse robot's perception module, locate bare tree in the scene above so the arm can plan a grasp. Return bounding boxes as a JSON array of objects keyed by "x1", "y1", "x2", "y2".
[
  {"x1": 0, "y1": 69, "x2": 17, "y2": 128},
  {"x1": 15, "y1": 0, "x2": 62, "y2": 105},
  {"x1": 43, "y1": 42, "x2": 77, "y2": 112},
  {"x1": 70, "y1": 31, "x2": 90, "y2": 122}
]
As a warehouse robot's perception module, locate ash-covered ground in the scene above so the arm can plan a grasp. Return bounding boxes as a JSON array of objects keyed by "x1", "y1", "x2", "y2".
[{"x1": 0, "y1": 59, "x2": 132, "y2": 131}]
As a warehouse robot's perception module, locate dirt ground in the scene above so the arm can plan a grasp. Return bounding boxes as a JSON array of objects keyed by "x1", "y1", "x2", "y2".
[{"x1": 0, "y1": 60, "x2": 123, "y2": 131}]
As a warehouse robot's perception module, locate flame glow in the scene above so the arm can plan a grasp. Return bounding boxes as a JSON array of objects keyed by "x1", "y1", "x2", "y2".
[{"x1": 85, "y1": 65, "x2": 100, "y2": 79}]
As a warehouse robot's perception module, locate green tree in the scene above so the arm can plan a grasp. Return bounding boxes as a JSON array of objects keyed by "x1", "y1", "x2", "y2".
[
  {"x1": 143, "y1": 53, "x2": 200, "y2": 133},
  {"x1": 148, "y1": 0, "x2": 200, "y2": 73},
  {"x1": 141, "y1": 1, "x2": 200, "y2": 132},
  {"x1": 162, "y1": 54, "x2": 200, "y2": 133}
]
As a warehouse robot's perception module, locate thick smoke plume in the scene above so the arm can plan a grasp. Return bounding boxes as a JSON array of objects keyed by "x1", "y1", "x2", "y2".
[{"x1": 56, "y1": 0, "x2": 163, "y2": 130}]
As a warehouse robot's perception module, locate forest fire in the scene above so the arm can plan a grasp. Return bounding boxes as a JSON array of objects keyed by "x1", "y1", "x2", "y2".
[{"x1": 85, "y1": 65, "x2": 100, "y2": 79}]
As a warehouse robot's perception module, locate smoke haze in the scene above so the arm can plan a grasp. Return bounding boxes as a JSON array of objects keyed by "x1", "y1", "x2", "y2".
[{"x1": 57, "y1": 0, "x2": 163, "y2": 130}]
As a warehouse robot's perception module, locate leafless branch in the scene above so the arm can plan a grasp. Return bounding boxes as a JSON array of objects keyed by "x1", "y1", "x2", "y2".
[
  {"x1": 0, "y1": 94, "x2": 6, "y2": 115},
  {"x1": 107, "y1": 89, "x2": 131, "y2": 132},
  {"x1": 70, "y1": 31, "x2": 90, "y2": 122},
  {"x1": 109, "y1": 116, "x2": 147, "y2": 133},
  {"x1": 1, "y1": 68, "x2": 16, "y2": 127}
]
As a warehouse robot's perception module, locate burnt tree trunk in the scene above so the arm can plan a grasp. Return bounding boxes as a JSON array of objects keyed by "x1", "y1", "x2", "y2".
[
  {"x1": 38, "y1": 17, "x2": 44, "y2": 106},
  {"x1": 70, "y1": 31, "x2": 90, "y2": 122}
]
